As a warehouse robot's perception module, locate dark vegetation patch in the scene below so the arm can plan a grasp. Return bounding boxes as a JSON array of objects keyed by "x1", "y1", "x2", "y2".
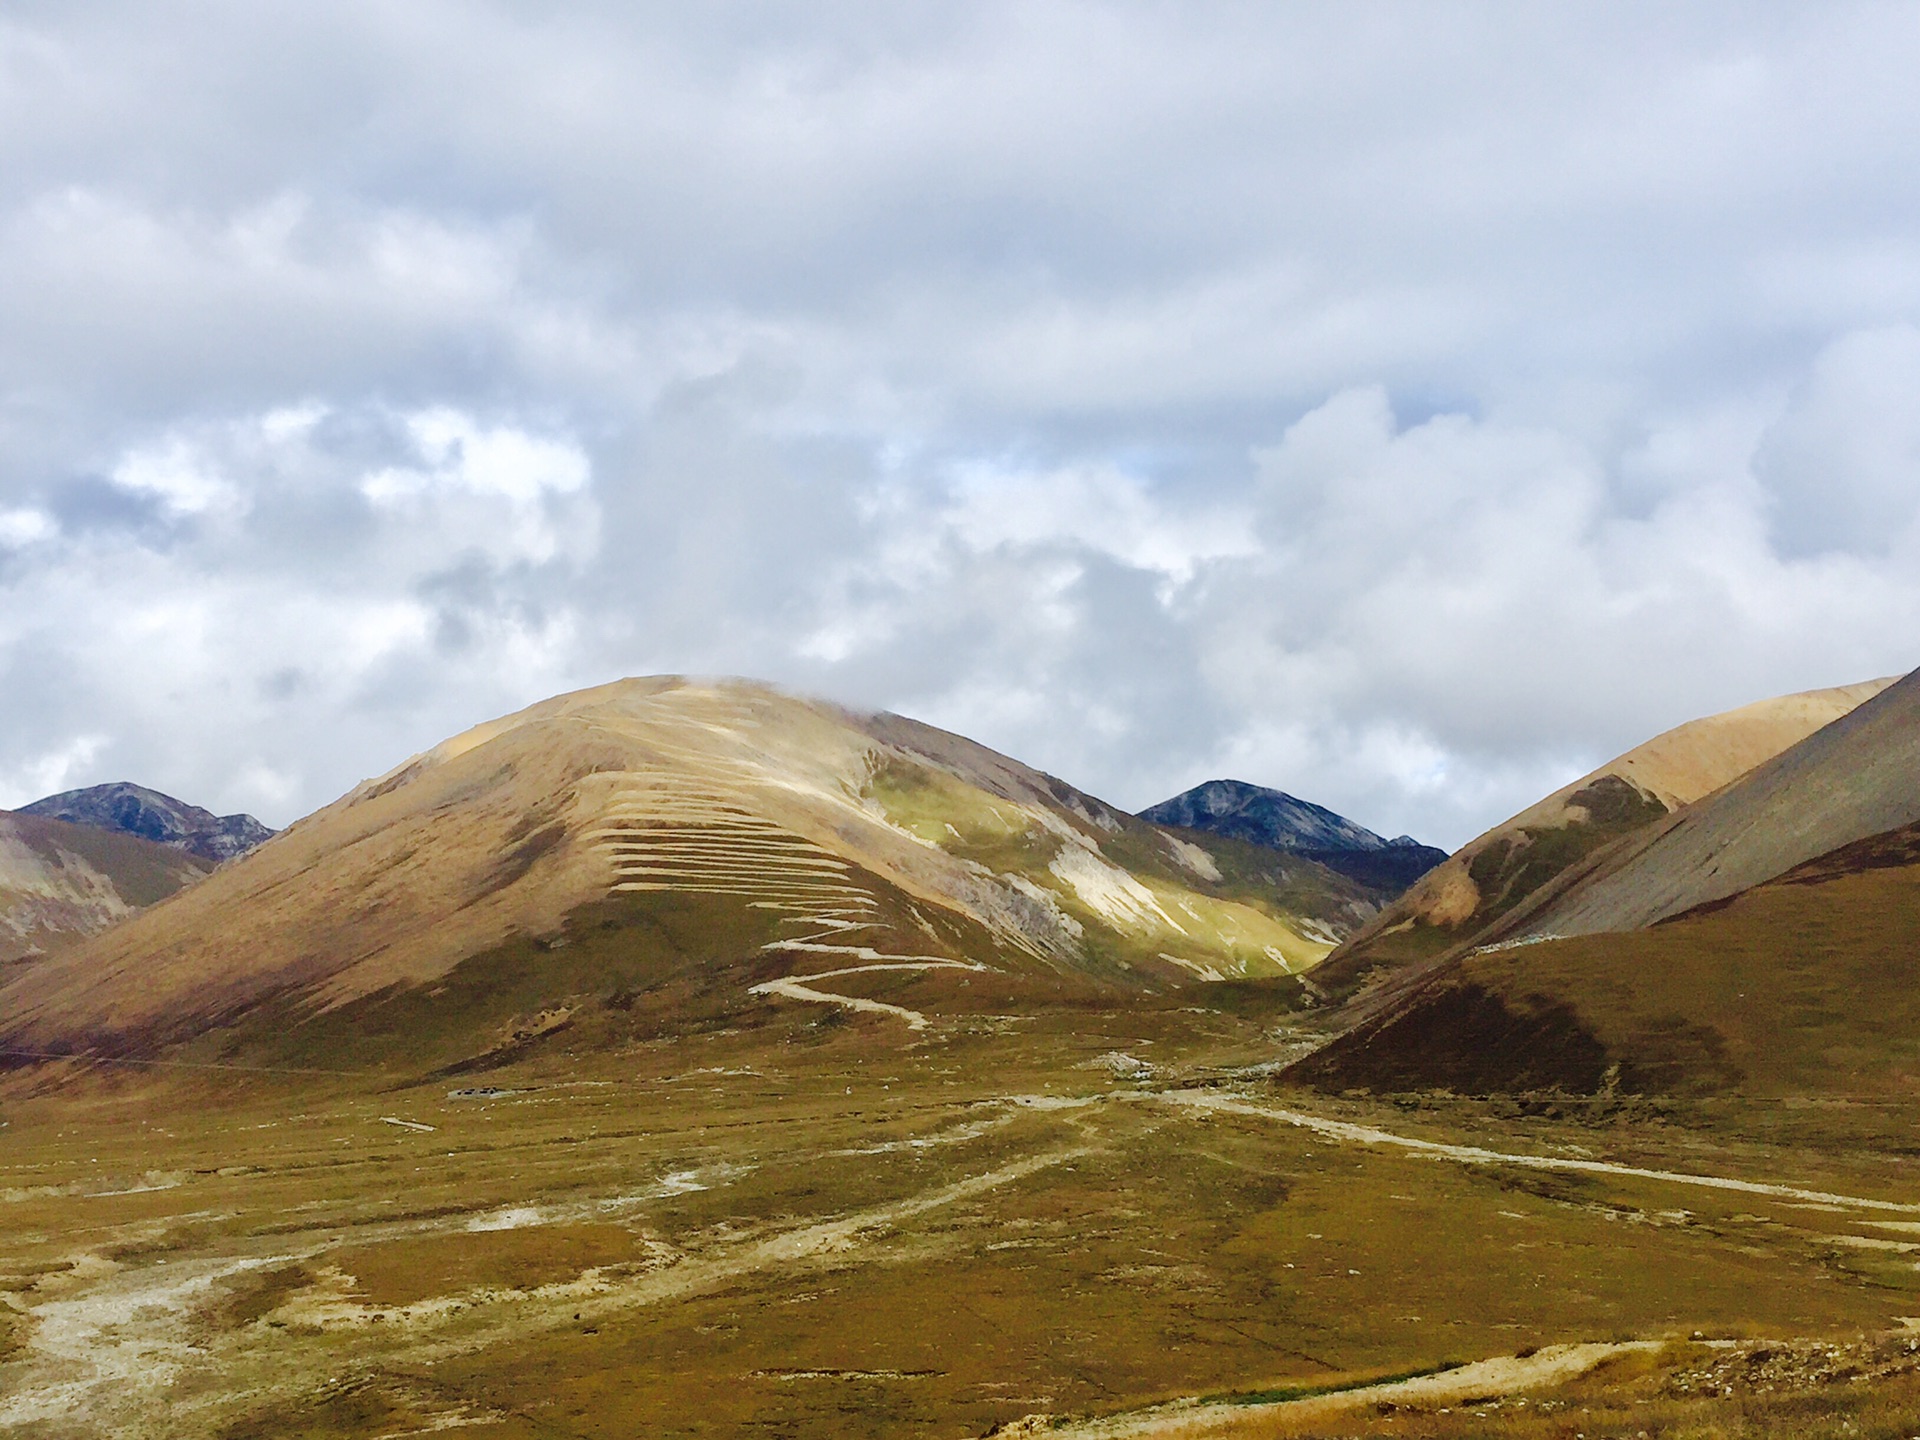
[
  {"x1": 1293, "y1": 843, "x2": 1447, "y2": 895},
  {"x1": 1298, "y1": 854, "x2": 1920, "y2": 1104},
  {"x1": 332, "y1": 1223, "x2": 647, "y2": 1307},
  {"x1": 1207, "y1": 1359, "x2": 1467, "y2": 1407},
  {"x1": 1286, "y1": 981, "x2": 1614, "y2": 1095},
  {"x1": 1464, "y1": 778, "x2": 1668, "y2": 933},
  {"x1": 485, "y1": 813, "x2": 567, "y2": 893},
  {"x1": 217, "y1": 1263, "x2": 317, "y2": 1327}
]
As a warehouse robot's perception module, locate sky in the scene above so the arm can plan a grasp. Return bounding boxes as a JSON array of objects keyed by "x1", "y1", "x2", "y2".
[{"x1": 4, "y1": 2, "x2": 1920, "y2": 849}]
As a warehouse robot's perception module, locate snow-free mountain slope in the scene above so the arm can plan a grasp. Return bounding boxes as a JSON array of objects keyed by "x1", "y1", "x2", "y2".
[
  {"x1": 1288, "y1": 817, "x2": 1920, "y2": 1101},
  {"x1": 1502, "y1": 664, "x2": 1920, "y2": 940},
  {"x1": 1309, "y1": 676, "x2": 1895, "y2": 999},
  {"x1": 0, "y1": 811, "x2": 211, "y2": 964},
  {"x1": 0, "y1": 677, "x2": 1369, "y2": 1059},
  {"x1": 21, "y1": 782, "x2": 274, "y2": 863},
  {"x1": 1140, "y1": 779, "x2": 1446, "y2": 893}
]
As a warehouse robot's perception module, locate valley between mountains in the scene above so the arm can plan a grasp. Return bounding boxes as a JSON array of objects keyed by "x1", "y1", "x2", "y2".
[{"x1": 5, "y1": 672, "x2": 1920, "y2": 1439}]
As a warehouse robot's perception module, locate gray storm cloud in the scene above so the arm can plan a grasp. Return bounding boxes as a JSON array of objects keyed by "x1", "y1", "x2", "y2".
[{"x1": 3, "y1": 2, "x2": 1920, "y2": 848}]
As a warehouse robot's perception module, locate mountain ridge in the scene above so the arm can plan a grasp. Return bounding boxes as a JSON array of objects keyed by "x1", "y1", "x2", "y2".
[
  {"x1": 20, "y1": 782, "x2": 275, "y2": 863},
  {"x1": 1497, "y1": 664, "x2": 1920, "y2": 941},
  {"x1": 0, "y1": 676, "x2": 1374, "y2": 1064},
  {"x1": 0, "y1": 810, "x2": 212, "y2": 965},
  {"x1": 1286, "y1": 663, "x2": 1920, "y2": 1101},
  {"x1": 1139, "y1": 779, "x2": 1447, "y2": 893},
  {"x1": 1306, "y1": 675, "x2": 1897, "y2": 1000}
]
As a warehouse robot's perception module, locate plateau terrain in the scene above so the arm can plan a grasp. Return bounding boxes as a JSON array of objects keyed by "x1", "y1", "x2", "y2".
[{"x1": 3, "y1": 671, "x2": 1920, "y2": 1439}]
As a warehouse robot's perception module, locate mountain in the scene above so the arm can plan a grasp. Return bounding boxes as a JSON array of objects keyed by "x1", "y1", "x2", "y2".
[
  {"x1": 1286, "y1": 817, "x2": 1920, "y2": 1101},
  {"x1": 1140, "y1": 779, "x2": 1446, "y2": 893},
  {"x1": 1486, "y1": 664, "x2": 1920, "y2": 942},
  {"x1": 1288, "y1": 664, "x2": 1920, "y2": 1100},
  {"x1": 0, "y1": 677, "x2": 1377, "y2": 1067},
  {"x1": 19, "y1": 782, "x2": 275, "y2": 863},
  {"x1": 0, "y1": 810, "x2": 211, "y2": 965},
  {"x1": 1306, "y1": 676, "x2": 1895, "y2": 1001}
]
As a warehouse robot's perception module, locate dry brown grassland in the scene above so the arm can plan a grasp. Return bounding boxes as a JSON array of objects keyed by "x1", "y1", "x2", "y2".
[{"x1": 5, "y1": 931, "x2": 1920, "y2": 1436}]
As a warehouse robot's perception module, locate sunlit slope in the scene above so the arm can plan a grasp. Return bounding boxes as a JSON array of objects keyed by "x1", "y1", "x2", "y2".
[
  {"x1": 0, "y1": 677, "x2": 1365, "y2": 1057},
  {"x1": 0, "y1": 811, "x2": 210, "y2": 965},
  {"x1": 1289, "y1": 820, "x2": 1920, "y2": 1100},
  {"x1": 1496, "y1": 664, "x2": 1920, "y2": 941},
  {"x1": 1310, "y1": 675, "x2": 1894, "y2": 999}
]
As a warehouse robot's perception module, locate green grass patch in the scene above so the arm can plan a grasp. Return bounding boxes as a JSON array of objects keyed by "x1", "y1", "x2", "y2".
[{"x1": 1213, "y1": 1359, "x2": 1468, "y2": 1406}]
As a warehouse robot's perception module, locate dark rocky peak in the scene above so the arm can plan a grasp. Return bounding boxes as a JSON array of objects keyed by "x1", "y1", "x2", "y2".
[
  {"x1": 20, "y1": 781, "x2": 275, "y2": 864},
  {"x1": 1140, "y1": 779, "x2": 1447, "y2": 895}
]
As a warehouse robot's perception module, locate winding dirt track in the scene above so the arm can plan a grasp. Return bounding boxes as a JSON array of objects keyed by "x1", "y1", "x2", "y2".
[
  {"x1": 1154, "y1": 1090, "x2": 1920, "y2": 1214},
  {"x1": 1029, "y1": 1340, "x2": 1665, "y2": 1438},
  {"x1": 748, "y1": 957, "x2": 988, "y2": 1030}
]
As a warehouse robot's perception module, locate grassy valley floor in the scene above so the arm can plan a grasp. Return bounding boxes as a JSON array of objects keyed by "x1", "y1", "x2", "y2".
[{"x1": 5, "y1": 997, "x2": 1920, "y2": 1438}]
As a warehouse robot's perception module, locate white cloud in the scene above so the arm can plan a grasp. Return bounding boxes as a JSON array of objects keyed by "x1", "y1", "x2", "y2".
[
  {"x1": 0, "y1": 734, "x2": 105, "y2": 811},
  {"x1": 0, "y1": 508, "x2": 56, "y2": 548},
  {"x1": 111, "y1": 437, "x2": 243, "y2": 517},
  {"x1": 3, "y1": 5, "x2": 1920, "y2": 847},
  {"x1": 941, "y1": 460, "x2": 1256, "y2": 585},
  {"x1": 1756, "y1": 325, "x2": 1920, "y2": 556},
  {"x1": 365, "y1": 409, "x2": 590, "y2": 505}
]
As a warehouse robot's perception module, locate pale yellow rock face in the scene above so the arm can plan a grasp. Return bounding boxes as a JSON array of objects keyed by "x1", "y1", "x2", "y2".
[{"x1": 1413, "y1": 858, "x2": 1482, "y2": 929}]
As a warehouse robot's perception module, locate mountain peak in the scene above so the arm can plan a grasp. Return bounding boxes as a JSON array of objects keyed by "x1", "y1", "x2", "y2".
[
  {"x1": 19, "y1": 781, "x2": 275, "y2": 864},
  {"x1": 1139, "y1": 779, "x2": 1445, "y2": 894}
]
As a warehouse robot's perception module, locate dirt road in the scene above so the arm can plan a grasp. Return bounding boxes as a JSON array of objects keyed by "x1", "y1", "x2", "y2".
[{"x1": 1155, "y1": 1089, "x2": 1920, "y2": 1214}]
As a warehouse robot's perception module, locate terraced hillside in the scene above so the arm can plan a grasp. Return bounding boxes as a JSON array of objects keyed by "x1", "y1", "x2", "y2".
[
  {"x1": 0, "y1": 810, "x2": 211, "y2": 965},
  {"x1": 1310, "y1": 675, "x2": 1894, "y2": 1001},
  {"x1": 0, "y1": 677, "x2": 1373, "y2": 1066}
]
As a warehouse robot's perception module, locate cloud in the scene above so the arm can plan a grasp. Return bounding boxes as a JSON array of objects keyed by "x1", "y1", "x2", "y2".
[
  {"x1": 1756, "y1": 325, "x2": 1920, "y2": 556},
  {"x1": 2, "y1": 5, "x2": 1920, "y2": 847}
]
